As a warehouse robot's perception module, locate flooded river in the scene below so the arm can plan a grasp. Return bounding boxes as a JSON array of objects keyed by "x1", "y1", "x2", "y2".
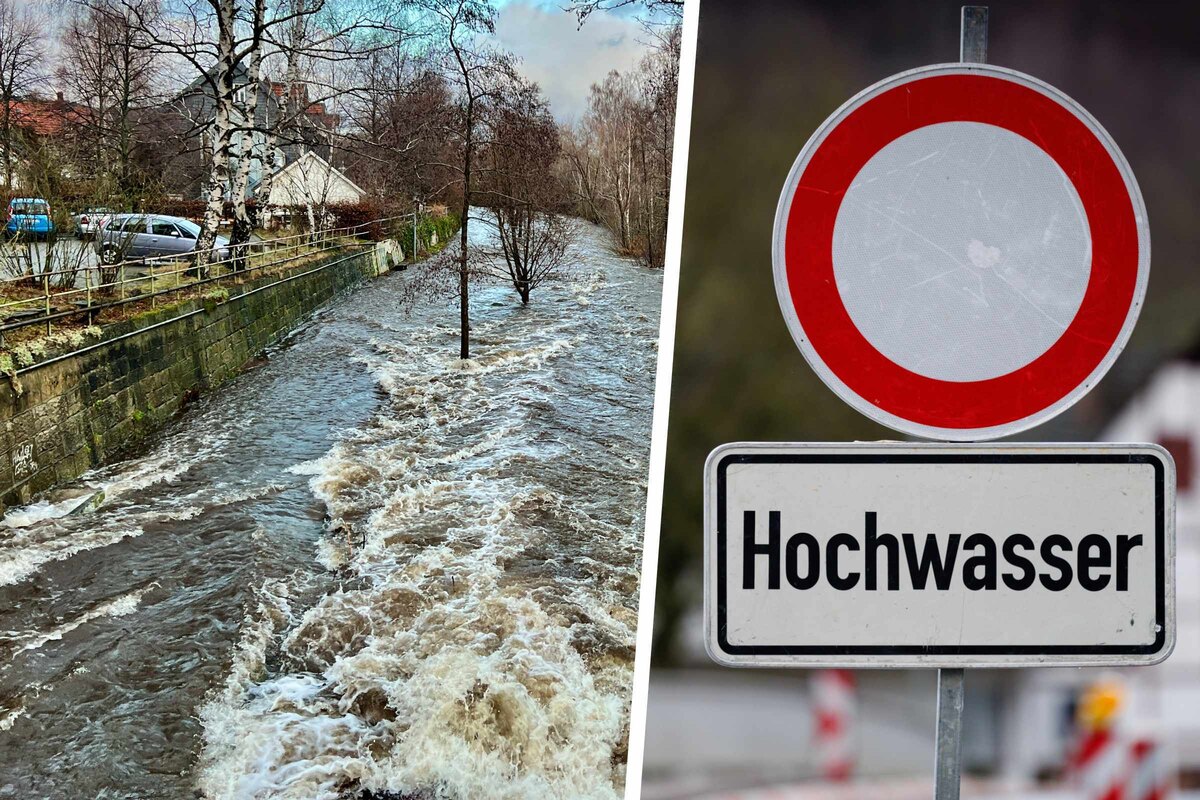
[{"x1": 0, "y1": 219, "x2": 660, "y2": 799}]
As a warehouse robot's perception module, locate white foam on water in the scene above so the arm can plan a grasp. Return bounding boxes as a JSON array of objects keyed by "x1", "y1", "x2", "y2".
[
  {"x1": 198, "y1": 220, "x2": 657, "y2": 799},
  {"x1": 0, "y1": 703, "x2": 25, "y2": 732},
  {"x1": 9, "y1": 584, "x2": 154, "y2": 656},
  {"x1": 0, "y1": 526, "x2": 144, "y2": 587},
  {"x1": 0, "y1": 413, "x2": 241, "y2": 585},
  {"x1": 212, "y1": 482, "x2": 287, "y2": 506},
  {"x1": 0, "y1": 494, "x2": 97, "y2": 529}
]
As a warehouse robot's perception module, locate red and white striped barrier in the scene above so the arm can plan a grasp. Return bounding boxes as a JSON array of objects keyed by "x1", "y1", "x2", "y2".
[
  {"x1": 811, "y1": 669, "x2": 855, "y2": 782},
  {"x1": 1069, "y1": 727, "x2": 1124, "y2": 800},
  {"x1": 1069, "y1": 732, "x2": 1173, "y2": 800},
  {"x1": 1124, "y1": 738, "x2": 1172, "y2": 800}
]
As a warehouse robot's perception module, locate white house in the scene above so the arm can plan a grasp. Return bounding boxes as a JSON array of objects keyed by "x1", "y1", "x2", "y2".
[{"x1": 261, "y1": 150, "x2": 364, "y2": 209}]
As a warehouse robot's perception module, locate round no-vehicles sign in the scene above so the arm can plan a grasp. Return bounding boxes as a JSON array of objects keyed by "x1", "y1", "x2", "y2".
[{"x1": 773, "y1": 64, "x2": 1150, "y2": 440}]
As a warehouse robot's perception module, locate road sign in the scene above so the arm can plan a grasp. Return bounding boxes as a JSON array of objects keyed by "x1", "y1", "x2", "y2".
[
  {"x1": 772, "y1": 63, "x2": 1150, "y2": 441},
  {"x1": 704, "y1": 442, "x2": 1175, "y2": 668}
]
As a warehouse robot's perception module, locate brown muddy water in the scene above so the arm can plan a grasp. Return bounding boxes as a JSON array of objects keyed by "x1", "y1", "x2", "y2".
[{"x1": 0, "y1": 219, "x2": 660, "y2": 799}]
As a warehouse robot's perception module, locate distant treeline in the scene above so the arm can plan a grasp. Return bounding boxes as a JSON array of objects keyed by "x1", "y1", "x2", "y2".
[{"x1": 558, "y1": 25, "x2": 680, "y2": 269}]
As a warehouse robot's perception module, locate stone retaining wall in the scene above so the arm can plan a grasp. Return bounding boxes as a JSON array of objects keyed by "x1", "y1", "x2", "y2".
[{"x1": 0, "y1": 245, "x2": 393, "y2": 511}]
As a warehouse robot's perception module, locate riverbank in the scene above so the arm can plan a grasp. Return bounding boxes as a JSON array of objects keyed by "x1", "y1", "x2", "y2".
[{"x1": 0, "y1": 243, "x2": 393, "y2": 512}]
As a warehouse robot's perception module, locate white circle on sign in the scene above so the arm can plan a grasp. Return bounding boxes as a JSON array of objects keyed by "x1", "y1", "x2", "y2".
[
  {"x1": 832, "y1": 121, "x2": 1091, "y2": 383},
  {"x1": 773, "y1": 63, "x2": 1151, "y2": 441}
]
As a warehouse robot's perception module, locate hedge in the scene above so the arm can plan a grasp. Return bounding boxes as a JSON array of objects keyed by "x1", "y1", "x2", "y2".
[{"x1": 392, "y1": 211, "x2": 460, "y2": 257}]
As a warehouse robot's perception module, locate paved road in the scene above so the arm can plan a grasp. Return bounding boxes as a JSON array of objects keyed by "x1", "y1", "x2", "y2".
[{"x1": 0, "y1": 238, "x2": 100, "y2": 288}]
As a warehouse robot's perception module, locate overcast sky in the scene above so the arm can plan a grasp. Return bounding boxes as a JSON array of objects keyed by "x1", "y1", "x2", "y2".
[{"x1": 493, "y1": 1, "x2": 651, "y2": 122}]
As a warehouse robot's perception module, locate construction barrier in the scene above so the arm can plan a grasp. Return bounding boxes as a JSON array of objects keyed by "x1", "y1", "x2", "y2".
[{"x1": 811, "y1": 669, "x2": 855, "y2": 782}]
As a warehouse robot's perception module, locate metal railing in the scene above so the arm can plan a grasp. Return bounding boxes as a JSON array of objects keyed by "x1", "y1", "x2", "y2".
[{"x1": 0, "y1": 217, "x2": 405, "y2": 341}]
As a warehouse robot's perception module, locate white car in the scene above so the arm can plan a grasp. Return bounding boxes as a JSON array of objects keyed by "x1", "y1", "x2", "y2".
[{"x1": 73, "y1": 207, "x2": 115, "y2": 238}]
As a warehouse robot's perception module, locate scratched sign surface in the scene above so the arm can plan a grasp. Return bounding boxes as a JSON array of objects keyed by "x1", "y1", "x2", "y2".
[
  {"x1": 705, "y1": 443, "x2": 1175, "y2": 668},
  {"x1": 772, "y1": 64, "x2": 1150, "y2": 441}
]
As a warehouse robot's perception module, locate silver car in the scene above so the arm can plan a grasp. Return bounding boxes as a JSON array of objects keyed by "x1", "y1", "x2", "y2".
[
  {"x1": 72, "y1": 207, "x2": 114, "y2": 238},
  {"x1": 94, "y1": 214, "x2": 231, "y2": 265}
]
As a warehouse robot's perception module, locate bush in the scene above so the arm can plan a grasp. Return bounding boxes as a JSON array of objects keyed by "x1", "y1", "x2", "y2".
[
  {"x1": 394, "y1": 209, "x2": 460, "y2": 259},
  {"x1": 328, "y1": 199, "x2": 388, "y2": 240},
  {"x1": 152, "y1": 198, "x2": 211, "y2": 220}
]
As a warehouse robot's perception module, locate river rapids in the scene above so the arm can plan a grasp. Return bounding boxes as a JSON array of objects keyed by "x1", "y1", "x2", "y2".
[{"x1": 0, "y1": 218, "x2": 661, "y2": 799}]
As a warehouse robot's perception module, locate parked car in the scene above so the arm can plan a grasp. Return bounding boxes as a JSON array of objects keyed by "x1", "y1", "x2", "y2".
[
  {"x1": 94, "y1": 214, "x2": 231, "y2": 265},
  {"x1": 4, "y1": 197, "x2": 55, "y2": 240},
  {"x1": 73, "y1": 207, "x2": 115, "y2": 238}
]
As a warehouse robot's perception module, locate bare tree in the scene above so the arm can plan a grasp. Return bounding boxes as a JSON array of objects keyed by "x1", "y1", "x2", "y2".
[
  {"x1": 556, "y1": 123, "x2": 603, "y2": 223},
  {"x1": 631, "y1": 21, "x2": 678, "y2": 268},
  {"x1": 479, "y1": 79, "x2": 572, "y2": 304},
  {"x1": 578, "y1": 70, "x2": 638, "y2": 251},
  {"x1": 561, "y1": 20, "x2": 679, "y2": 268},
  {"x1": 412, "y1": 0, "x2": 515, "y2": 358},
  {"x1": 339, "y1": 44, "x2": 453, "y2": 205},
  {"x1": 0, "y1": 0, "x2": 44, "y2": 191},
  {"x1": 565, "y1": 0, "x2": 683, "y2": 26},
  {"x1": 58, "y1": 0, "x2": 159, "y2": 199},
  {"x1": 488, "y1": 209, "x2": 571, "y2": 304}
]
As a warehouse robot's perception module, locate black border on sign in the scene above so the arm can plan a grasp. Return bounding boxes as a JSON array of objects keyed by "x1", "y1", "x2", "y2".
[{"x1": 714, "y1": 452, "x2": 1166, "y2": 657}]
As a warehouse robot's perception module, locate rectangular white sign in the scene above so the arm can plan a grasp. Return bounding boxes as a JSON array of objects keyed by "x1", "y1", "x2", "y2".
[{"x1": 705, "y1": 443, "x2": 1175, "y2": 668}]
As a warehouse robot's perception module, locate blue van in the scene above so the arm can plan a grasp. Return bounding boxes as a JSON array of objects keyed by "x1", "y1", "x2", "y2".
[{"x1": 5, "y1": 198, "x2": 55, "y2": 239}]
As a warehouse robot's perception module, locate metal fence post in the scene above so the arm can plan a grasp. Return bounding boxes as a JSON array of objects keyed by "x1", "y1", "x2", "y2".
[{"x1": 43, "y1": 270, "x2": 51, "y2": 336}]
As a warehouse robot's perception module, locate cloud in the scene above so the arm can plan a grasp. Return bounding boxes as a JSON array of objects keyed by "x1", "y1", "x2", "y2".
[{"x1": 493, "y1": 1, "x2": 649, "y2": 123}]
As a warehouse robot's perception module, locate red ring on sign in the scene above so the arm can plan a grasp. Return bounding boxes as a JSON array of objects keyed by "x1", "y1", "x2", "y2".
[{"x1": 785, "y1": 73, "x2": 1139, "y2": 430}]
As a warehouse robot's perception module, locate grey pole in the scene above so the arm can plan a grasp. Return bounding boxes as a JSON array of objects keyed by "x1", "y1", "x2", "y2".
[
  {"x1": 960, "y1": 6, "x2": 988, "y2": 64},
  {"x1": 933, "y1": 668, "x2": 966, "y2": 800},
  {"x1": 933, "y1": 18, "x2": 986, "y2": 800}
]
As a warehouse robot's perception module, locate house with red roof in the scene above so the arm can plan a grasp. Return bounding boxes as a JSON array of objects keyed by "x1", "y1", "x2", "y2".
[{"x1": 1, "y1": 92, "x2": 90, "y2": 191}]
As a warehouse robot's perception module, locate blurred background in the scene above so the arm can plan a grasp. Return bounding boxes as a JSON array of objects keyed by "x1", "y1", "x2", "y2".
[{"x1": 644, "y1": 0, "x2": 1200, "y2": 797}]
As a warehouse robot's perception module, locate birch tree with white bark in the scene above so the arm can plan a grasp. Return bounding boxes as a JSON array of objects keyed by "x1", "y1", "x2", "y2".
[{"x1": 99, "y1": 0, "x2": 399, "y2": 269}]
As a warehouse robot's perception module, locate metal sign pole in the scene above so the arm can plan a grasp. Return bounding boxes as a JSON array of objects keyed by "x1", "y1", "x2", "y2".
[
  {"x1": 934, "y1": 667, "x2": 966, "y2": 799},
  {"x1": 960, "y1": 5, "x2": 988, "y2": 63},
  {"x1": 932, "y1": 10, "x2": 988, "y2": 800}
]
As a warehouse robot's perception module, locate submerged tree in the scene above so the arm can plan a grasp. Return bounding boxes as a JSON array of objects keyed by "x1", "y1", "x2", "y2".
[
  {"x1": 412, "y1": 0, "x2": 515, "y2": 358},
  {"x1": 479, "y1": 79, "x2": 572, "y2": 304}
]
